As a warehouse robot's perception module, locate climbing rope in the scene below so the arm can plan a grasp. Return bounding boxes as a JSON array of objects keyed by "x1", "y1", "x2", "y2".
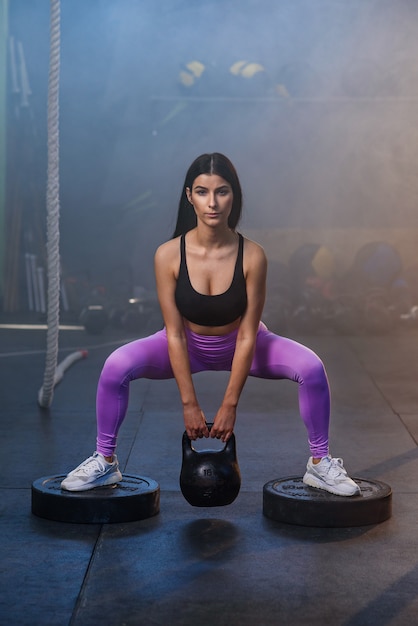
[{"x1": 38, "y1": 0, "x2": 61, "y2": 408}]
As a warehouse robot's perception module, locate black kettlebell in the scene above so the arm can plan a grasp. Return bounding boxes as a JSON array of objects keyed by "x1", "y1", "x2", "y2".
[{"x1": 179, "y1": 423, "x2": 241, "y2": 507}]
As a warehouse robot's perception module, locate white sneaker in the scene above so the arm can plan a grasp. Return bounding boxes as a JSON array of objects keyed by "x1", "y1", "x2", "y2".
[
  {"x1": 61, "y1": 452, "x2": 122, "y2": 492},
  {"x1": 303, "y1": 455, "x2": 360, "y2": 497}
]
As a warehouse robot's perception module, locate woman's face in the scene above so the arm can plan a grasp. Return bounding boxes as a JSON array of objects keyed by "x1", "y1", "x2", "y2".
[{"x1": 186, "y1": 174, "x2": 233, "y2": 229}]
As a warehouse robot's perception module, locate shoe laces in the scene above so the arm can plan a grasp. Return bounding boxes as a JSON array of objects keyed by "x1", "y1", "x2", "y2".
[
  {"x1": 77, "y1": 453, "x2": 107, "y2": 475},
  {"x1": 322, "y1": 456, "x2": 347, "y2": 479}
]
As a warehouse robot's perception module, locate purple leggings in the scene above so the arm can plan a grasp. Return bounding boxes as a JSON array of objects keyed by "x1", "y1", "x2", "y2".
[{"x1": 96, "y1": 322, "x2": 330, "y2": 458}]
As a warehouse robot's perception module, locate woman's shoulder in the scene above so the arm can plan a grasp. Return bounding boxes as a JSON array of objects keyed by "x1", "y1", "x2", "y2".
[
  {"x1": 155, "y1": 237, "x2": 182, "y2": 281},
  {"x1": 154, "y1": 238, "x2": 182, "y2": 277},
  {"x1": 155, "y1": 236, "x2": 180, "y2": 259},
  {"x1": 241, "y1": 234, "x2": 267, "y2": 260},
  {"x1": 241, "y1": 235, "x2": 267, "y2": 281}
]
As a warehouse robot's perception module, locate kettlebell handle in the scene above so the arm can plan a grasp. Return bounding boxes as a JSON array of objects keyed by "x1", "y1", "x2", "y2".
[
  {"x1": 182, "y1": 422, "x2": 236, "y2": 458},
  {"x1": 206, "y1": 423, "x2": 236, "y2": 453}
]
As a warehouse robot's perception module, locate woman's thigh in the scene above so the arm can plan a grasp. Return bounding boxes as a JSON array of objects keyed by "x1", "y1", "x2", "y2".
[
  {"x1": 250, "y1": 326, "x2": 326, "y2": 383},
  {"x1": 100, "y1": 329, "x2": 174, "y2": 383}
]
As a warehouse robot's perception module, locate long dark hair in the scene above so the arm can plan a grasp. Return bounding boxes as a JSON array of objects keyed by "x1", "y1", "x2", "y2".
[{"x1": 172, "y1": 153, "x2": 243, "y2": 238}]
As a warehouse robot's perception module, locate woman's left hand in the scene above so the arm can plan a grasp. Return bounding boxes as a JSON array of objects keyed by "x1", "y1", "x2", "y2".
[{"x1": 210, "y1": 404, "x2": 237, "y2": 442}]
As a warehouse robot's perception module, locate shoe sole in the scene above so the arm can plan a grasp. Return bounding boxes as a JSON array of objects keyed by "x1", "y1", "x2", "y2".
[
  {"x1": 61, "y1": 471, "x2": 123, "y2": 492},
  {"x1": 303, "y1": 472, "x2": 360, "y2": 497}
]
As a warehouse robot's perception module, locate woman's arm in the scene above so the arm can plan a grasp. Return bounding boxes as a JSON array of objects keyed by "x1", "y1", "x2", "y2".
[
  {"x1": 211, "y1": 239, "x2": 267, "y2": 441},
  {"x1": 154, "y1": 240, "x2": 209, "y2": 439}
]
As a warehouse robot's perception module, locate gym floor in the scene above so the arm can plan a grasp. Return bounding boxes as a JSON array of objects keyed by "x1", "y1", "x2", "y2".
[{"x1": 2, "y1": 319, "x2": 418, "y2": 626}]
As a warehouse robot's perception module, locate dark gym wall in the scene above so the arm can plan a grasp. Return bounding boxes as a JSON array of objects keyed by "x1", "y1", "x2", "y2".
[{"x1": 5, "y1": 0, "x2": 418, "y2": 306}]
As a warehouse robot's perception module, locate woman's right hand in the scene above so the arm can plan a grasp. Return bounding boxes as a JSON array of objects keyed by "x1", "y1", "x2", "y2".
[{"x1": 183, "y1": 405, "x2": 210, "y2": 440}]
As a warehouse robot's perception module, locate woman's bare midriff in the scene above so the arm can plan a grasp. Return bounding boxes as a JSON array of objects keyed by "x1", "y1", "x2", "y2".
[{"x1": 184, "y1": 317, "x2": 241, "y2": 336}]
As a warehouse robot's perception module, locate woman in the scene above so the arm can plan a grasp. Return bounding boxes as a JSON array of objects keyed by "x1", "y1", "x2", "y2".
[{"x1": 61, "y1": 153, "x2": 359, "y2": 497}]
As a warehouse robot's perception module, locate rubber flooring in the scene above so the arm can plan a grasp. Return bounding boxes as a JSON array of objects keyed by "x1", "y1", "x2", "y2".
[{"x1": 1, "y1": 321, "x2": 418, "y2": 626}]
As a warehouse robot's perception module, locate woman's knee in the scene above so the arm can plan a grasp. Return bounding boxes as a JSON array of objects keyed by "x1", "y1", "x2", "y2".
[
  {"x1": 301, "y1": 354, "x2": 328, "y2": 389},
  {"x1": 100, "y1": 347, "x2": 135, "y2": 386}
]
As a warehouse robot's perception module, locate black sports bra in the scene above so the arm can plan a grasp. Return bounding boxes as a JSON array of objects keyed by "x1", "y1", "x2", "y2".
[{"x1": 175, "y1": 233, "x2": 247, "y2": 327}]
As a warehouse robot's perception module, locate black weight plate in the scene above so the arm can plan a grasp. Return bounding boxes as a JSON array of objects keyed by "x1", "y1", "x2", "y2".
[
  {"x1": 263, "y1": 476, "x2": 392, "y2": 528},
  {"x1": 32, "y1": 474, "x2": 160, "y2": 524}
]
